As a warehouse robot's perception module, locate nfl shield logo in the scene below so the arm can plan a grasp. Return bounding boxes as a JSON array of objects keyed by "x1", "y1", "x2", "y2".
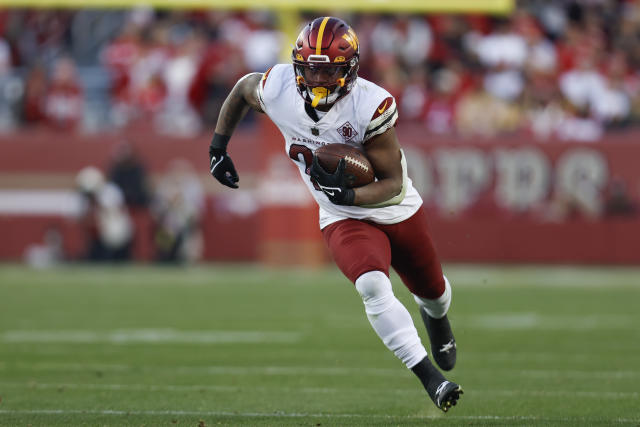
[{"x1": 337, "y1": 121, "x2": 358, "y2": 142}]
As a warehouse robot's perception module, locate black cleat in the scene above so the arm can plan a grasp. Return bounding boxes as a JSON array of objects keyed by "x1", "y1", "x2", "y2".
[
  {"x1": 411, "y1": 356, "x2": 463, "y2": 413},
  {"x1": 420, "y1": 310, "x2": 457, "y2": 371},
  {"x1": 432, "y1": 380, "x2": 463, "y2": 413}
]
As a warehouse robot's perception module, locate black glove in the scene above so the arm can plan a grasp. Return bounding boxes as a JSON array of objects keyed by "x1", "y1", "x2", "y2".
[
  {"x1": 310, "y1": 155, "x2": 355, "y2": 206},
  {"x1": 209, "y1": 133, "x2": 239, "y2": 189}
]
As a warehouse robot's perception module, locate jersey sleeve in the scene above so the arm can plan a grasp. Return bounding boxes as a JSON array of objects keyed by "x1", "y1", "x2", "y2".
[
  {"x1": 363, "y1": 96, "x2": 398, "y2": 143},
  {"x1": 256, "y1": 66, "x2": 273, "y2": 112},
  {"x1": 256, "y1": 64, "x2": 290, "y2": 115}
]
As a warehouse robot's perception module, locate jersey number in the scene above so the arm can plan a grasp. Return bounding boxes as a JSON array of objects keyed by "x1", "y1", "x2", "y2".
[
  {"x1": 289, "y1": 143, "x2": 323, "y2": 191},
  {"x1": 288, "y1": 144, "x2": 313, "y2": 174}
]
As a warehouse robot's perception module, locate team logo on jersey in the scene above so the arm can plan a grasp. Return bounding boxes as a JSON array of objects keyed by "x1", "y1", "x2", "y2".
[{"x1": 337, "y1": 121, "x2": 358, "y2": 142}]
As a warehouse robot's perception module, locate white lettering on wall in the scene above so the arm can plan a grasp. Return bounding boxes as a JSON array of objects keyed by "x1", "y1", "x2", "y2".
[
  {"x1": 494, "y1": 148, "x2": 550, "y2": 211},
  {"x1": 434, "y1": 149, "x2": 491, "y2": 215},
  {"x1": 555, "y1": 148, "x2": 608, "y2": 217},
  {"x1": 405, "y1": 146, "x2": 609, "y2": 217}
]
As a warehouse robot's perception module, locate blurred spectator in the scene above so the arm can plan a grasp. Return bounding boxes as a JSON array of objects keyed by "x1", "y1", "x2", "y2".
[
  {"x1": 421, "y1": 66, "x2": 463, "y2": 134},
  {"x1": 101, "y1": 20, "x2": 143, "y2": 127},
  {"x1": 22, "y1": 63, "x2": 48, "y2": 124},
  {"x1": 473, "y1": 17, "x2": 527, "y2": 101},
  {"x1": 370, "y1": 15, "x2": 433, "y2": 68},
  {"x1": 0, "y1": 36, "x2": 10, "y2": 75},
  {"x1": 153, "y1": 29, "x2": 204, "y2": 136},
  {"x1": 11, "y1": 11, "x2": 72, "y2": 67},
  {"x1": 559, "y1": 55, "x2": 605, "y2": 114},
  {"x1": 555, "y1": 101, "x2": 603, "y2": 142},
  {"x1": 241, "y1": 11, "x2": 283, "y2": 72},
  {"x1": 44, "y1": 56, "x2": 84, "y2": 130},
  {"x1": 522, "y1": 84, "x2": 566, "y2": 140},
  {"x1": 189, "y1": 38, "x2": 242, "y2": 126},
  {"x1": 591, "y1": 52, "x2": 633, "y2": 126},
  {"x1": 76, "y1": 166, "x2": 133, "y2": 262},
  {"x1": 520, "y1": 13, "x2": 557, "y2": 75},
  {"x1": 151, "y1": 159, "x2": 204, "y2": 263},
  {"x1": 399, "y1": 66, "x2": 429, "y2": 122},
  {"x1": 23, "y1": 226, "x2": 65, "y2": 269},
  {"x1": 455, "y1": 86, "x2": 521, "y2": 138},
  {"x1": 107, "y1": 141, "x2": 151, "y2": 208},
  {"x1": 0, "y1": 35, "x2": 20, "y2": 130}
]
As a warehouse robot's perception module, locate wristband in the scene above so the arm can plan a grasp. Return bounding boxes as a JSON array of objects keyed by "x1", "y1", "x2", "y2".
[
  {"x1": 342, "y1": 188, "x2": 355, "y2": 206},
  {"x1": 210, "y1": 133, "x2": 231, "y2": 151}
]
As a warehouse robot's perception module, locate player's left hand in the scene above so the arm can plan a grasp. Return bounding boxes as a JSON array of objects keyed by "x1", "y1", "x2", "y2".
[{"x1": 310, "y1": 155, "x2": 355, "y2": 205}]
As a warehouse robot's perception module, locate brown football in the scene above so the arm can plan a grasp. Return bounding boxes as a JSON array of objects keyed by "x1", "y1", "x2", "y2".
[{"x1": 315, "y1": 143, "x2": 375, "y2": 188}]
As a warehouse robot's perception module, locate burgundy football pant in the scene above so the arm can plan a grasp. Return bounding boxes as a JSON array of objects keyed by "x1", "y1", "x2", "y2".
[{"x1": 322, "y1": 206, "x2": 445, "y2": 299}]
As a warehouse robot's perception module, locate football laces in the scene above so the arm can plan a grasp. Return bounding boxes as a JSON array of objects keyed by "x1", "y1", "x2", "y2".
[{"x1": 344, "y1": 155, "x2": 369, "y2": 173}]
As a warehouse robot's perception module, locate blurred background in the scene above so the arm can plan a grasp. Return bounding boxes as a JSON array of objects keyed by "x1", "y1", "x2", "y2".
[{"x1": 1, "y1": 0, "x2": 639, "y2": 268}]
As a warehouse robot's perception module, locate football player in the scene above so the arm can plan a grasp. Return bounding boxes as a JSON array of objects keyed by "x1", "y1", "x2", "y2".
[{"x1": 208, "y1": 16, "x2": 462, "y2": 412}]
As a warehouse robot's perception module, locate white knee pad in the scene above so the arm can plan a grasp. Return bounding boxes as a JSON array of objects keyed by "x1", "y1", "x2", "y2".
[
  {"x1": 355, "y1": 271, "x2": 393, "y2": 316},
  {"x1": 413, "y1": 275, "x2": 452, "y2": 319}
]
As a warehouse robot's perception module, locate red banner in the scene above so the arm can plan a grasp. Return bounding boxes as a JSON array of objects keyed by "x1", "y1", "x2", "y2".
[
  {"x1": 397, "y1": 126, "x2": 640, "y2": 263},
  {"x1": 1, "y1": 122, "x2": 640, "y2": 264}
]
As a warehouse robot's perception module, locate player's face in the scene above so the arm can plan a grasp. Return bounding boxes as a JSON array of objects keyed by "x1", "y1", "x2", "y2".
[{"x1": 302, "y1": 64, "x2": 344, "y2": 86}]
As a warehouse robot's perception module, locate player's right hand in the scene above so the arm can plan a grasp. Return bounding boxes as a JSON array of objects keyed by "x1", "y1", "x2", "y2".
[
  {"x1": 209, "y1": 147, "x2": 239, "y2": 189},
  {"x1": 310, "y1": 155, "x2": 355, "y2": 205}
]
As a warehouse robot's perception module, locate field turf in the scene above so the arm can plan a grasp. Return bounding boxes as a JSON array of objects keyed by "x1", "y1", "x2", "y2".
[{"x1": 0, "y1": 264, "x2": 639, "y2": 426}]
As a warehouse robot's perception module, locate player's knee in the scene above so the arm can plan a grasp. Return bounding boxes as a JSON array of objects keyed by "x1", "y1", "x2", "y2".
[
  {"x1": 355, "y1": 270, "x2": 392, "y2": 302},
  {"x1": 356, "y1": 270, "x2": 395, "y2": 316},
  {"x1": 414, "y1": 275, "x2": 452, "y2": 319}
]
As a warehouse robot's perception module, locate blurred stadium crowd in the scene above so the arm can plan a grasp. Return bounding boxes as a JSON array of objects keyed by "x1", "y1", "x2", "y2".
[{"x1": 1, "y1": 1, "x2": 640, "y2": 140}]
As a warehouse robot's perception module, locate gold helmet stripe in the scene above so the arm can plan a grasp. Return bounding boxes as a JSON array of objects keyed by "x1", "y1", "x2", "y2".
[{"x1": 316, "y1": 17, "x2": 330, "y2": 56}]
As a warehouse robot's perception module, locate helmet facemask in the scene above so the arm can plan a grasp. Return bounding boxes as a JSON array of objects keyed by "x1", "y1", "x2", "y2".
[{"x1": 293, "y1": 58, "x2": 358, "y2": 108}]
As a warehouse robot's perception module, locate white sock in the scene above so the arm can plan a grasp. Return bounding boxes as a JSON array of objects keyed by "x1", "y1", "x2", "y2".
[
  {"x1": 355, "y1": 271, "x2": 427, "y2": 369},
  {"x1": 413, "y1": 275, "x2": 452, "y2": 319}
]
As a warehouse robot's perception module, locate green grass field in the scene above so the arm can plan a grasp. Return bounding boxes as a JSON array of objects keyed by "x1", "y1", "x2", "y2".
[{"x1": 0, "y1": 263, "x2": 639, "y2": 426}]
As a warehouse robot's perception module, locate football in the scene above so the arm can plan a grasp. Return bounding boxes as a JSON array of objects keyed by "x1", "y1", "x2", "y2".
[{"x1": 315, "y1": 143, "x2": 375, "y2": 188}]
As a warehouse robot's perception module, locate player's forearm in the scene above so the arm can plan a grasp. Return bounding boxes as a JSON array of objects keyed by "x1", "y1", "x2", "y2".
[
  {"x1": 356, "y1": 148, "x2": 408, "y2": 208},
  {"x1": 214, "y1": 89, "x2": 252, "y2": 137},
  {"x1": 353, "y1": 177, "x2": 403, "y2": 206},
  {"x1": 214, "y1": 73, "x2": 262, "y2": 136}
]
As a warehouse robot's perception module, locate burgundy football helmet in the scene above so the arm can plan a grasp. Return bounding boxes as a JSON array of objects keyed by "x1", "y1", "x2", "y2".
[{"x1": 292, "y1": 17, "x2": 360, "y2": 108}]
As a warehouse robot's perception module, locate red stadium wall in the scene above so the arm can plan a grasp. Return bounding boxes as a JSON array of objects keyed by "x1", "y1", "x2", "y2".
[{"x1": 1, "y1": 119, "x2": 640, "y2": 264}]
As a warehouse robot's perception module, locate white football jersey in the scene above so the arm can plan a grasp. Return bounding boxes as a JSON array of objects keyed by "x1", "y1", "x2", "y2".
[{"x1": 257, "y1": 64, "x2": 422, "y2": 229}]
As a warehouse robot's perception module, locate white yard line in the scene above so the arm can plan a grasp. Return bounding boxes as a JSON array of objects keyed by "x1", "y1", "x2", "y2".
[
  {"x1": 1, "y1": 362, "x2": 400, "y2": 376},
  {"x1": 467, "y1": 351, "x2": 601, "y2": 362},
  {"x1": 0, "y1": 382, "x2": 337, "y2": 394},
  {"x1": 518, "y1": 369, "x2": 640, "y2": 379},
  {"x1": 0, "y1": 409, "x2": 637, "y2": 423},
  {"x1": 2, "y1": 362, "x2": 130, "y2": 372},
  {"x1": 458, "y1": 313, "x2": 635, "y2": 330},
  {"x1": 445, "y1": 265, "x2": 640, "y2": 288},
  {"x1": 3, "y1": 362, "x2": 639, "y2": 380},
  {"x1": 1, "y1": 381, "x2": 638, "y2": 400},
  {"x1": 0, "y1": 329, "x2": 302, "y2": 344}
]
